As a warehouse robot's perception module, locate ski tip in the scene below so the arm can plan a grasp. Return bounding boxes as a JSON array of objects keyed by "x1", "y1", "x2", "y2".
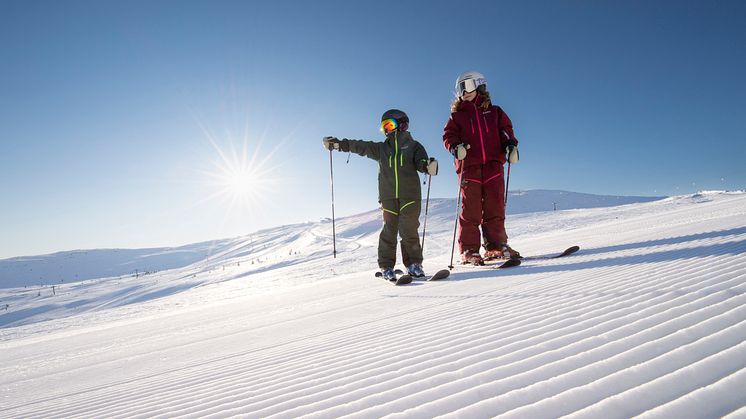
[
  {"x1": 557, "y1": 245, "x2": 580, "y2": 257},
  {"x1": 498, "y1": 258, "x2": 521, "y2": 268},
  {"x1": 428, "y1": 269, "x2": 451, "y2": 281},
  {"x1": 395, "y1": 275, "x2": 413, "y2": 285}
]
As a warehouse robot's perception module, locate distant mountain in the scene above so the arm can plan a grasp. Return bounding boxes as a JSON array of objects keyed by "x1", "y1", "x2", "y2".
[
  {"x1": 504, "y1": 189, "x2": 663, "y2": 214},
  {"x1": 0, "y1": 190, "x2": 664, "y2": 288},
  {"x1": 0, "y1": 239, "x2": 237, "y2": 288}
]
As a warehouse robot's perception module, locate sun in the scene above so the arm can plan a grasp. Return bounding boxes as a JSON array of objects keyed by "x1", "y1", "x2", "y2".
[
  {"x1": 191, "y1": 120, "x2": 287, "y2": 221},
  {"x1": 212, "y1": 154, "x2": 269, "y2": 207},
  {"x1": 186, "y1": 99, "x2": 295, "y2": 230},
  {"x1": 224, "y1": 166, "x2": 257, "y2": 199},
  {"x1": 203, "y1": 138, "x2": 272, "y2": 213}
]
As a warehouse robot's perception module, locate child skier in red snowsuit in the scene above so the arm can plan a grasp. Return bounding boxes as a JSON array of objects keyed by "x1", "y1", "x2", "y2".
[{"x1": 443, "y1": 71, "x2": 521, "y2": 265}]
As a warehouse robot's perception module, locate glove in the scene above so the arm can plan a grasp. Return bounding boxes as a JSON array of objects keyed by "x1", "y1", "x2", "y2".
[
  {"x1": 504, "y1": 139, "x2": 519, "y2": 164},
  {"x1": 506, "y1": 145, "x2": 519, "y2": 164},
  {"x1": 450, "y1": 143, "x2": 468, "y2": 160},
  {"x1": 426, "y1": 158, "x2": 438, "y2": 176},
  {"x1": 322, "y1": 136, "x2": 340, "y2": 151}
]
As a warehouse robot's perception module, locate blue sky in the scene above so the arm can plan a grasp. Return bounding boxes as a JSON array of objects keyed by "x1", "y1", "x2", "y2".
[{"x1": 1, "y1": 0, "x2": 745, "y2": 258}]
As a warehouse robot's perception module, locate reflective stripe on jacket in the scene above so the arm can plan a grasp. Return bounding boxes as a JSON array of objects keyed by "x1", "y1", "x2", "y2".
[
  {"x1": 347, "y1": 130, "x2": 429, "y2": 202},
  {"x1": 443, "y1": 96, "x2": 517, "y2": 173}
]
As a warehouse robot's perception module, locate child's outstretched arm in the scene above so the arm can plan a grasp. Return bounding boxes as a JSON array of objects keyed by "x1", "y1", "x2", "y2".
[
  {"x1": 345, "y1": 138, "x2": 381, "y2": 162},
  {"x1": 322, "y1": 137, "x2": 381, "y2": 162}
]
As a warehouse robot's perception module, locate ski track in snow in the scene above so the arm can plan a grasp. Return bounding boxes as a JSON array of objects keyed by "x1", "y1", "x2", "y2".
[{"x1": 1, "y1": 191, "x2": 745, "y2": 417}]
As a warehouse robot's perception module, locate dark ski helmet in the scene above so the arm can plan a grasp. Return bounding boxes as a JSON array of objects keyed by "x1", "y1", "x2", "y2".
[{"x1": 380, "y1": 109, "x2": 409, "y2": 132}]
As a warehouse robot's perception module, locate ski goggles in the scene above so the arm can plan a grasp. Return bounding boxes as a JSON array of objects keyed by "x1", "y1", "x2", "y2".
[
  {"x1": 456, "y1": 77, "x2": 486, "y2": 97},
  {"x1": 380, "y1": 118, "x2": 398, "y2": 133}
]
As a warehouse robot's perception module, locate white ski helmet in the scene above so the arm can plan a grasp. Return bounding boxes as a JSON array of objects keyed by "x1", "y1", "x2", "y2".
[{"x1": 455, "y1": 71, "x2": 486, "y2": 97}]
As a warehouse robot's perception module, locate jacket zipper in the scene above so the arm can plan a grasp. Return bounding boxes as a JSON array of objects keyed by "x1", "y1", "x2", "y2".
[
  {"x1": 394, "y1": 131, "x2": 399, "y2": 198},
  {"x1": 474, "y1": 104, "x2": 486, "y2": 164}
]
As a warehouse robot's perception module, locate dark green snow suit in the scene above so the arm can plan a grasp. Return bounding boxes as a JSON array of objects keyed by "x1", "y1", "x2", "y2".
[{"x1": 340, "y1": 130, "x2": 430, "y2": 269}]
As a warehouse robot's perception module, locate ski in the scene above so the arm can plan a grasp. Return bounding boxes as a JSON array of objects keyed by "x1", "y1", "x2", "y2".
[
  {"x1": 375, "y1": 269, "x2": 447, "y2": 283},
  {"x1": 374, "y1": 269, "x2": 404, "y2": 278},
  {"x1": 427, "y1": 269, "x2": 451, "y2": 281},
  {"x1": 521, "y1": 245, "x2": 580, "y2": 261},
  {"x1": 374, "y1": 270, "x2": 413, "y2": 285},
  {"x1": 457, "y1": 258, "x2": 522, "y2": 269},
  {"x1": 394, "y1": 274, "x2": 413, "y2": 285},
  {"x1": 497, "y1": 258, "x2": 522, "y2": 268},
  {"x1": 430, "y1": 258, "x2": 520, "y2": 281},
  {"x1": 398, "y1": 268, "x2": 451, "y2": 282},
  {"x1": 373, "y1": 260, "x2": 519, "y2": 285},
  {"x1": 484, "y1": 258, "x2": 522, "y2": 267},
  {"x1": 373, "y1": 259, "x2": 521, "y2": 284}
]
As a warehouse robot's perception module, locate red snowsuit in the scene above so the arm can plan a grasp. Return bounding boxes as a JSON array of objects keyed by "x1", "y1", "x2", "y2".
[{"x1": 443, "y1": 95, "x2": 518, "y2": 253}]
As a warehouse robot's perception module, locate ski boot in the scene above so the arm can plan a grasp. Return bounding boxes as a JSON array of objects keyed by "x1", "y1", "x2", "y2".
[
  {"x1": 461, "y1": 250, "x2": 484, "y2": 266},
  {"x1": 484, "y1": 243, "x2": 522, "y2": 260},
  {"x1": 407, "y1": 263, "x2": 425, "y2": 278},
  {"x1": 381, "y1": 268, "x2": 397, "y2": 281}
]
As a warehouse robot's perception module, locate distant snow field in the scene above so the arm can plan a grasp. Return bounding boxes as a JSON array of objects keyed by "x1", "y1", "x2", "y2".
[{"x1": 1, "y1": 190, "x2": 745, "y2": 417}]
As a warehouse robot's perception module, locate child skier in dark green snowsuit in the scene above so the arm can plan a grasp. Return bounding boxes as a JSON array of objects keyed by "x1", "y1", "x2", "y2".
[{"x1": 323, "y1": 109, "x2": 438, "y2": 280}]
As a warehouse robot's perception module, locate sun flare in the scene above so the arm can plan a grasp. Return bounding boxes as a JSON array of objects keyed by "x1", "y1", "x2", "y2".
[
  {"x1": 195, "y1": 126, "x2": 286, "y2": 219},
  {"x1": 225, "y1": 167, "x2": 257, "y2": 199},
  {"x1": 186, "y1": 100, "x2": 296, "y2": 234},
  {"x1": 204, "y1": 139, "x2": 270, "y2": 212}
]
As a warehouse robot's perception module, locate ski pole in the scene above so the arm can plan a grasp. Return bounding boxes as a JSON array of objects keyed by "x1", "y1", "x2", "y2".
[
  {"x1": 421, "y1": 171, "x2": 432, "y2": 253},
  {"x1": 329, "y1": 148, "x2": 337, "y2": 258},
  {"x1": 448, "y1": 164, "x2": 464, "y2": 270},
  {"x1": 504, "y1": 161, "x2": 511, "y2": 205}
]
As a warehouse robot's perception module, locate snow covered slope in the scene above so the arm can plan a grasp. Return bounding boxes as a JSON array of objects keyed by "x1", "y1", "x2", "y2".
[
  {"x1": 0, "y1": 189, "x2": 662, "y2": 288},
  {"x1": 1, "y1": 191, "x2": 745, "y2": 417}
]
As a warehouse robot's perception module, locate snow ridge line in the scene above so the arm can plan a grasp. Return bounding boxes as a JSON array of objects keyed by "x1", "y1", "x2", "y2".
[
  {"x1": 284, "y1": 290, "x2": 744, "y2": 416},
  {"x1": 434, "y1": 298, "x2": 746, "y2": 418},
  {"x1": 634, "y1": 365, "x2": 746, "y2": 418}
]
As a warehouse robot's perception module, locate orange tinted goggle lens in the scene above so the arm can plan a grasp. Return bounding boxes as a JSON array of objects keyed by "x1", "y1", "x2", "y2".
[{"x1": 381, "y1": 118, "x2": 398, "y2": 133}]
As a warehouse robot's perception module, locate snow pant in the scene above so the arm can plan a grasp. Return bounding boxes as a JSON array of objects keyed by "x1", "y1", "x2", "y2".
[
  {"x1": 378, "y1": 199, "x2": 423, "y2": 269},
  {"x1": 458, "y1": 161, "x2": 508, "y2": 253}
]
